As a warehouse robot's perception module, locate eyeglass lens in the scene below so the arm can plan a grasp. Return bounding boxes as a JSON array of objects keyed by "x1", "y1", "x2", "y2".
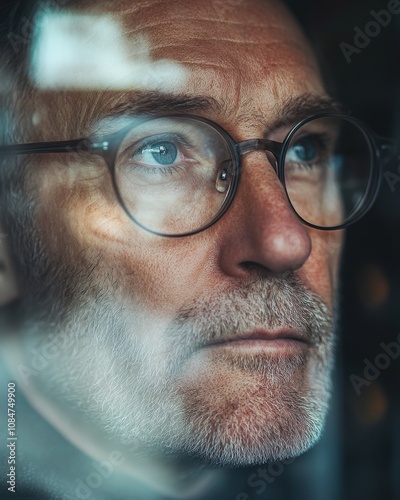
[
  {"x1": 284, "y1": 116, "x2": 373, "y2": 229},
  {"x1": 114, "y1": 117, "x2": 235, "y2": 235}
]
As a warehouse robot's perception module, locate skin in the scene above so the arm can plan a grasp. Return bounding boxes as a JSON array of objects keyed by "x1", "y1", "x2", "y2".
[{"x1": 1, "y1": 0, "x2": 344, "y2": 496}]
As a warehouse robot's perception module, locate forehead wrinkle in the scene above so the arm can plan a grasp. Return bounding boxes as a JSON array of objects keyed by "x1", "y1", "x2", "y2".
[
  {"x1": 119, "y1": 16, "x2": 287, "y2": 26},
  {"x1": 174, "y1": 61, "x2": 233, "y2": 70},
  {"x1": 121, "y1": 19, "x2": 291, "y2": 34},
  {"x1": 143, "y1": 56, "x2": 319, "y2": 86},
  {"x1": 123, "y1": 25, "x2": 302, "y2": 51},
  {"x1": 147, "y1": 38, "x2": 306, "y2": 49},
  {"x1": 176, "y1": 60, "x2": 315, "y2": 68},
  {"x1": 145, "y1": 18, "x2": 281, "y2": 28}
]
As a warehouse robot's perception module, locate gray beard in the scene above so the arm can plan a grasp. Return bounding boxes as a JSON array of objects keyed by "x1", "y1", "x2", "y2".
[{"x1": 15, "y1": 248, "x2": 337, "y2": 467}]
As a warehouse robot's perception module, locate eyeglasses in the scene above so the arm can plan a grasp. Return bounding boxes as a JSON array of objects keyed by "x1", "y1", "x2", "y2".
[{"x1": 0, "y1": 112, "x2": 395, "y2": 237}]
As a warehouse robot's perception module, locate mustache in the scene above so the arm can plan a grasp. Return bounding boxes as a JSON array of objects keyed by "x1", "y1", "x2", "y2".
[{"x1": 164, "y1": 272, "x2": 335, "y2": 359}]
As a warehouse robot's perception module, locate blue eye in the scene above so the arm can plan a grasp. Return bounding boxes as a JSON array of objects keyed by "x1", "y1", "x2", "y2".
[
  {"x1": 140, "y1": 141, "x2": 178, "y2": 165},
  {"x1": 290, "y1": 137, "x2": 318, "y2": 162}
]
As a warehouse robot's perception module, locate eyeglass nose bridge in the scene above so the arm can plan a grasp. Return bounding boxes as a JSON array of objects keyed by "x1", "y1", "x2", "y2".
[{"x1": 236, "y1": 138, "x2": 284, "y2": 174}]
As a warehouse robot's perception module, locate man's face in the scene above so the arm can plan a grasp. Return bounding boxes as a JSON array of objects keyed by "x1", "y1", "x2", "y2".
[{"x1": 7, "y1": 0, "x2": 343, "y2": 467}]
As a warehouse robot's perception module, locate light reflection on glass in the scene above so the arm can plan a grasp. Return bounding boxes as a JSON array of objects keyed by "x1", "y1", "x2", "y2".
[{"x1": 30, "y1": 12, "x2": 187, "y2": 91}]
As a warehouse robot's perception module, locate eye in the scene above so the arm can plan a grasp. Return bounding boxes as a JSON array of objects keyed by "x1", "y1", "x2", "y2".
[
  {"x1": 117, "y1": 127, "x2": 205, "y2": 181},
  {"x1": 287, "y1": 136, "x2": 320, "y2": 164},
  {"x1": 134, "y1": 140, "x2": 179, "y2": 166}
]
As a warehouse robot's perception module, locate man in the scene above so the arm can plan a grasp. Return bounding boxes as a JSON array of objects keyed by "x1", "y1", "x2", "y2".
[{"x1": 0, "y1": 0, "x2": 384, "y2": 498}]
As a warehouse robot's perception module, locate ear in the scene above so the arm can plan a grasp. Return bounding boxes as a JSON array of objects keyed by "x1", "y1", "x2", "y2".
[{"x1": 0, "y1": 224, "x2": 19, "y2": 307}]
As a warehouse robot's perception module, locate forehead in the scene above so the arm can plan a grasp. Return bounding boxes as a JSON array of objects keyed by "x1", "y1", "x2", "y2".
[
  {"x1": 114, "y1": 0, "x2": 313, "y2": 61},
  {"x1": 107, "y1": 0, "x2": 321, "y2": 95},
  {"x1": 28, "y1": 0, "x2": 326, "y2": 139}
]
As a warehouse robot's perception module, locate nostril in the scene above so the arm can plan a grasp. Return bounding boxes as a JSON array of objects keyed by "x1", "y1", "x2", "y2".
[
  {"x1": 242, "y1": 261, "x2": 257, "y2": 270},
  {"x1": 240, "y1": 261, "x2": 298, "y2": 278},
  {"x1": 241, "y1": 261, "x2": 270, "y2": 274}
]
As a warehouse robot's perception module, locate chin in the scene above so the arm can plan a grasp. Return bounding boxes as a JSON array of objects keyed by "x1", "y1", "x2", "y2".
[
  {"x1": 173, "y1": 386, "x2": 330, "y2": 467},
  {"x1": 167, "y1": 350, "x2": 333, "y2": 467}
]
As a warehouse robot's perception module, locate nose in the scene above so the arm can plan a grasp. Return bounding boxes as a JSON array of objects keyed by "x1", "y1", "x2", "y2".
[{"x1": 218, "y1": 151, "x2": 312, "y2": 277}]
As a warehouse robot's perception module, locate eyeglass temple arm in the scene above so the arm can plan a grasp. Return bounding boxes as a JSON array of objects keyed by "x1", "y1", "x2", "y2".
[
  {"x1": 375, "y1": 135, "x2": 400, "y2": 166},
  {"x1": 0, "y1": 139, "x2": 101, "y2": 156}
]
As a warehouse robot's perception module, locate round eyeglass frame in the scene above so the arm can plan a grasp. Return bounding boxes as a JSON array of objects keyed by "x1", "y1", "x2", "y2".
[
  {"x1": 103, "y1": 112, "x2": 383, "y2": 237},
  {"x1": 0, "y1": 112, "x2": 384, "y2": 238}
]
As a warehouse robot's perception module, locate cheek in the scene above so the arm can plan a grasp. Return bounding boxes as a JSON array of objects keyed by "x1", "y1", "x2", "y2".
[
  {"x1": 32, "y1": 162, "x2": 214, "y2": 314},
  {"x1": 299, "y1": 230, "x2": 344, "y2": 307},
  {"x1": 31, "y1": 158, "x2": 120, "y2": 258}
]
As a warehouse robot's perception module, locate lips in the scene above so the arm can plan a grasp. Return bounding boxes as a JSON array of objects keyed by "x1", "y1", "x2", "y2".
[{"x1": 203, "y1": 329, "x2": 311, "y2": 348}]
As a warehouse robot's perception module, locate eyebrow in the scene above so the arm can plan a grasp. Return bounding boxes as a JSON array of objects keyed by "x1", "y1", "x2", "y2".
[
  {"x1": 269, "y1": 94, "x2": 343, "y2": 131},
  {"x1": 105, "y1": 91, "x2": 221, "y2": 118},
  {"x1": 100, "y1": 90, "x2": 342, "y2": 133}
]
